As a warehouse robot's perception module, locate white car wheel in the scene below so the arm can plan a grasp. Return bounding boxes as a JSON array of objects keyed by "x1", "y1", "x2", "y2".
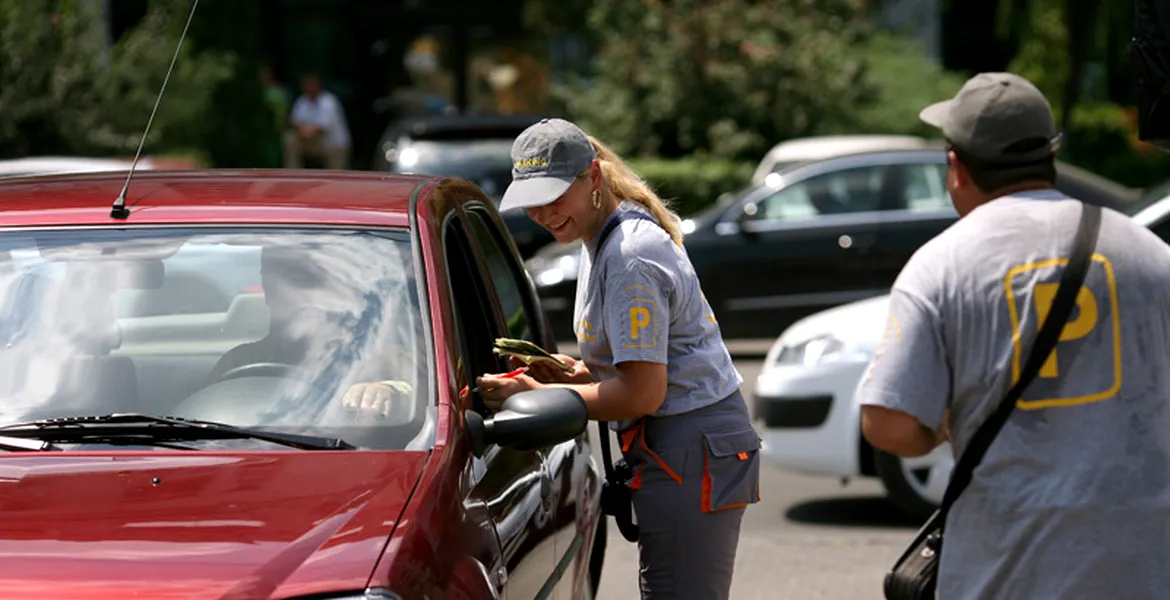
[{"x1": 874, "y1": 443, "x2": 954, "y2": 520}]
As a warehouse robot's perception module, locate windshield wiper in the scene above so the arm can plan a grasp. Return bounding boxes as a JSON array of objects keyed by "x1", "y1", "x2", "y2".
[
  {"x1": 0, "y1": 413, "x2": 355, "y2": 451},
  {"x1": 0, "y1": 435, "x2": 58, "y2": 452}
]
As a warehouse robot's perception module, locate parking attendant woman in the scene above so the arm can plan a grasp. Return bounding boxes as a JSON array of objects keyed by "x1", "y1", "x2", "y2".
[{"x1": 476, "y1": 118, "x2": 761, "y2": 599}]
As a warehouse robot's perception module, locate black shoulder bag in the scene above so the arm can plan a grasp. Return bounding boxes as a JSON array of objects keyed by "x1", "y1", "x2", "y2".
[
  {"x1": 591, "y1": 210, "x2": 658, "y2": 543},
  {"x1": 883, "y1": 202, "x2": 1101, "y2": 600}
]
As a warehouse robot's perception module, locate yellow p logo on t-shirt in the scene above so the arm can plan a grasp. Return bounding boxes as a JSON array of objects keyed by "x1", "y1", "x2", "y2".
[{"x1": 630, "y1": 306, "x2": 651, "y2": 340}]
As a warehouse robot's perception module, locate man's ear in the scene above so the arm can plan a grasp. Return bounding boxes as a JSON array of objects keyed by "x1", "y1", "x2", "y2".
[{"x1": 947, "y1": 151, "x2": 971, "y2": 190}]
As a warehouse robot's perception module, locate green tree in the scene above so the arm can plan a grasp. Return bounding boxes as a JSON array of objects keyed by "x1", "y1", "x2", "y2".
[
  {"x1": 555, "y1": 0, "x2": 882, "y2": 161},
  {"x1": 0, "y1": 0, "x2": 234, "y2": 160}
]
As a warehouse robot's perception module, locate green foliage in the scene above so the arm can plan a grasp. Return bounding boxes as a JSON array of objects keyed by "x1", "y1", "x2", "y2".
[
  {"x1": 848, "y1": 33, "x2": 967, "y2": 138},
  {"x1": 557, "y1": 0, "x2": 878, "y2": 162},
  {"x1": 626, "y1": 157, "x2": 754, "y2": 217},
  {"x1": 1007, "y1": 0, "x2": 1067, "y2": 104},
  {"x1": 1061, "y1": 103, "x2": 1170, "y2": 189},
  {"x1": 0, "y1": 0, "x2": 234, "y2": 160}
]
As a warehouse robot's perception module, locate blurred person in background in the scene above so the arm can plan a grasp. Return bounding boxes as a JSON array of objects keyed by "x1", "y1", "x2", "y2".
[
  {"x1": 283, "y1": 74, "x2": 351, "y2": 170},
  {"x1": 259, "y1": 66, "x2": 289, "y2": 168}
]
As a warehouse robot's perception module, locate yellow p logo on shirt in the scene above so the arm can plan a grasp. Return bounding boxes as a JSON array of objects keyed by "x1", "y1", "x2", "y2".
[
  {"x1": 1033, "y1": 282, "x2": 1098, "y2": 378},
  {"x1": 630, "y1": 307, "x2": 651, "y2": 340}
]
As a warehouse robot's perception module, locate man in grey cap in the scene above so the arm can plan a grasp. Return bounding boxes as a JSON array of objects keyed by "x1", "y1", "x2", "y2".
[{"x1": 857, "y1": 72, "x2": 1170, "y2": 599}]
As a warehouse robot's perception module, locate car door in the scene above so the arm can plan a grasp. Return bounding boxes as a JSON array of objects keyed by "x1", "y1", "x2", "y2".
[
  {"x1": 456, "y1": 205, "x2": 564, "y2": 598},
  {"x1": 869, "y1": 158, "x2": 959, "y2": 286},
  {"x1": 694, "y1": 159, "x2": 901, "y2": 339}
]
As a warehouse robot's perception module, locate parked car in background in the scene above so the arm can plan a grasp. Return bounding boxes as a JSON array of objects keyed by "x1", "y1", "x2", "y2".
[
  {"x1": 0, "y1": 169, "x2": 603, "y2": 600},
  {"x1": 373, "y1": 113, "x2": 555, "y2": 258},
  {"x1": 750, "y1": 135, "x2": 933, "y2": 187},
  {"x1": 753, "y1": 183, "x2": 1170, "y2": 519},
  {"x1": 527, "y1": 148, "x2": 1139, "y2": 341},
  {"x1": 0, "y1": 156, "x2": 155, "y2": 178}
]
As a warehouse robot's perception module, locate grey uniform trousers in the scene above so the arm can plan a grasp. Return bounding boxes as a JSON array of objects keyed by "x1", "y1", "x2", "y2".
[{"x1": 620, "y1": 390, "x2": 762, "y2": 599}]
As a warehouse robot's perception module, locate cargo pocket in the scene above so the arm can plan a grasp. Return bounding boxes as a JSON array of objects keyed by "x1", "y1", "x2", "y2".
[{"x1": 700, "y1": 427, "x2": 762, "y2": 513}]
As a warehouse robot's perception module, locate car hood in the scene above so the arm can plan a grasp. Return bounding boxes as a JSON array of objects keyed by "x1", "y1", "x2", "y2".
[
  {"x1": 0, "y1": 451, "x2": 429, "y2": 600},
  {"x1": 775, "y1": 293, "x2": 892, "y2": 352}
]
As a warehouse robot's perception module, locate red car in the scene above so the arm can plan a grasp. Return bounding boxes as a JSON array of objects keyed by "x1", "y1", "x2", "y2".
[{"x1": 0, "y1": 170, "x2": 605, "y2": 600}]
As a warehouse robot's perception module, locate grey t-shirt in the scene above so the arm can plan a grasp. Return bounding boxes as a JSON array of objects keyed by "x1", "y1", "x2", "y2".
[
  {"x1": 574, "y1": 201, "x2": 742, "y2": 431},
  {"x1": 858, "y1": 188, "x2": 1170, "y2": 599}
]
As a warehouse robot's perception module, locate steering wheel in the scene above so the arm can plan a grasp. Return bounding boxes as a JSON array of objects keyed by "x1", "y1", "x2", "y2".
[{"x1": 214, "y1": 362, "x2": 307, "y2": 384}]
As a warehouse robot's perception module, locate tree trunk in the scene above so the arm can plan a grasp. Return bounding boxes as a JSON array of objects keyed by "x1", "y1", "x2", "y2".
[{"x1": 1061, "y1": 0, "x2": 1102, "y2": 145}]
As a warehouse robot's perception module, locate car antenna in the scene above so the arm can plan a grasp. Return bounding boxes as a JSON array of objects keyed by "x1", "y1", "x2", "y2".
[{"x1": 110, "y1": 0, "x2": 201, "y2": 220}]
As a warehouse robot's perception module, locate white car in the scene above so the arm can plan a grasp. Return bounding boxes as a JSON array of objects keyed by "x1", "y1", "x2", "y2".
[
  {"x1": 754, "y1": 185, "x2": 1170, "y2": 519},
  {"x1": 0, "y1": 156, "x2": 154, "y2": 179},
  {"x1": 750, "y1": 134, "x2": 932, "y2": 187}
]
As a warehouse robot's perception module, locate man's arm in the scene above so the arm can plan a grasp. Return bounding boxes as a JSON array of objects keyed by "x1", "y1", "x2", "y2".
[
  {"x1": 861, "y1": 405, "x2": 948, "y2": 457},
  {"x1": 857, "y1": 288, "x2": 952, "y2": 458}
]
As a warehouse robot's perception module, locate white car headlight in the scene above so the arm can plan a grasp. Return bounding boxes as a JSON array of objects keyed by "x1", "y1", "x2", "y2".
[{"x1": 770, "y1": 334, "x2": 870, "y2": 368}]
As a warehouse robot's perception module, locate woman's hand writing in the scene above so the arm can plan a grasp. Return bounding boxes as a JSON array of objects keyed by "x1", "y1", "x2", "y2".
[
  {"x1": 475, "y1": 371, "x2": 542, "y2": 412},
  {"x1": 511, "y1": 354, "x2": 591, "y2": 385}
]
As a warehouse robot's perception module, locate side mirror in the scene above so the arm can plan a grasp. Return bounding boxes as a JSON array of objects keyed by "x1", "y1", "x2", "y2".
[
  {"x1": 735, "y1": 202, "x2": 760, "y2": 232},
  {"x1": 464, "y1": 388, "x2": 588, "y2": 457}
]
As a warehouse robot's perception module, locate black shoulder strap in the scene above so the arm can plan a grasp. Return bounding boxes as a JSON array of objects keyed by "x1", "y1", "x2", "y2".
[
  {"x1": 594, "y1": 211, "x2": 658, "y2": 255},
  {"x1": 593, "y1": 210, "x2": 660, "y2": 480},
  {"x1": 938, "y1": 202, "x2": 1102, "y2": 518}
]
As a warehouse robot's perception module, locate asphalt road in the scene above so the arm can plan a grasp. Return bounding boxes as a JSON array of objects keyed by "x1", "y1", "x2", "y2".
[{"x1": 591, "y1": 357, "x2": 924, "y2": 599}]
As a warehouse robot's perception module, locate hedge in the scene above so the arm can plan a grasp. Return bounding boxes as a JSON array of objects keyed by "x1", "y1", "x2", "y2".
[
  {"x1": 1059, "y1": 103, "x2": 1170, "y2": 190},
  {"x1": 626, "y1": 157, "x2": 755, "y2": 217}
]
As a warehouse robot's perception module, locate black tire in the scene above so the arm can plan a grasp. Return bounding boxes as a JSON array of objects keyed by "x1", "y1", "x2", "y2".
[
  {"x1": 874, "y1": 449, "x2": 939, "y2": 521},
  {"x1": 588, "y1": 513, "x2": 608, "y2": 593}
]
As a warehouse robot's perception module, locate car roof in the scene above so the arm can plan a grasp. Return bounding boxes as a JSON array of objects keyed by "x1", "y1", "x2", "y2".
[
  {"x1": 0, "y1": 169, "x2": 434, "y2": 229},
  {"x1": 764, "y1": 134, "x2": 932, "y2": 156},
  {"x1": 396, "y1": 113, "x2": 547, "y2": 140},
  {"x1": 736, "y1": 147, "x2": 1136, "y2": 213}
]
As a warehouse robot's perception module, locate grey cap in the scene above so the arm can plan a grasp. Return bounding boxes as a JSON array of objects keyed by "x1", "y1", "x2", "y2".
[
  {"x1": 499, "y1": 118, "x2": 597, "y2": 212},
  {"x1": 920, "y1": 72, "x2": 1061, "y2": 163}
]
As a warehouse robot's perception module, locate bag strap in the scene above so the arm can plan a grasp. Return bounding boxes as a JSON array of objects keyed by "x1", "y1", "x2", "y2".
[
  {"x1": 937, "y1": 202, "x2": 1102, "y2": 519},
  {"x1": 590, "y1": 210, "x2": 660, "y2": 477}
]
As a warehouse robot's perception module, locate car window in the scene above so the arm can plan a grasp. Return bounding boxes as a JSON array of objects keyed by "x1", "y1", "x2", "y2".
[
  {"x1": 465, "y1": 209, "x2": 533, "y2": 342},
  {"x1": 113, "y1": 244, "x2": 261, "y2": 318},
  {"x1": 443, "y1": 216, "x2": 506, "y2": 415},
  {"x1": 900, "y1": 163, "x2": 951, "y2": 212},
  {"x1": 0, "y1": 227, "x2": 429, "y2": 451},
  {"x1": 754, "y1": 165, "x2": 888, "y2": 221}
]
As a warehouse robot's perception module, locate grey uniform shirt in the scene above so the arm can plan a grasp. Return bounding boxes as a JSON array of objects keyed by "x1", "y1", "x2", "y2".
[
  {"x1": 574, "y1": 201, "x2": 742, "y2": 432},
  {"x1": 857, "y1": 188, "x2": 1170, "y2": 599}
]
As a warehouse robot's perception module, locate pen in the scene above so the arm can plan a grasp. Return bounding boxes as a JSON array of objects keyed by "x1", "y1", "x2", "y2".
[{"x1": 466, "y1": 367, "x2": 529, "y2": 395}]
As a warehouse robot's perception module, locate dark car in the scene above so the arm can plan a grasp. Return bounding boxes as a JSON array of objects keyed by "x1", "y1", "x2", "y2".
[
  {"x1": 373, "y1": 113, "x2": 556, "y2": 258},
  {"x1": 0, "y1": 169, "x2": 603, "y2": 600},
  {"x1": 527, "y1": 148, "x2": 1139, "y2": 341}
]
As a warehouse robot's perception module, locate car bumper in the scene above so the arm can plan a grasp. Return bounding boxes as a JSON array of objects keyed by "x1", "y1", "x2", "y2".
[{"x1": 753, "y1": 359, "x2": 869, "y2": 478}]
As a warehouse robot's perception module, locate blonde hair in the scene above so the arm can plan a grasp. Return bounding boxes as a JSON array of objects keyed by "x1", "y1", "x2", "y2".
[{"x1": 583, "y1": 136, "x2": 684, "y2": 246}]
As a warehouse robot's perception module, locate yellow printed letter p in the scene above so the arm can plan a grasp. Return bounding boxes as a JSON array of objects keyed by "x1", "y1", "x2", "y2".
[
  {"x1": 629, "y1": 307, "x2": 651, "y2": 340},
  {"x1": 1033, "y1": 283, "x2": 1098, "y2": 378}
]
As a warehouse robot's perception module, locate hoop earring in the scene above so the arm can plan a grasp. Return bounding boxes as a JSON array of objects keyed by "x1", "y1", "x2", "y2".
[{"x1": 592, "y1": 189, "x2": 601, "y2": 209}]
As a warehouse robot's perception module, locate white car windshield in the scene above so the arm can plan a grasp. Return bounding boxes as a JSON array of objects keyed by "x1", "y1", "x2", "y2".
[{"x1": 0, "y1": 227, "x2": 430, "y2": 451}]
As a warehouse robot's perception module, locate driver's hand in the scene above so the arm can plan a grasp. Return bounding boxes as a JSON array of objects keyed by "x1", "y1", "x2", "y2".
[{"x1": 342, "y1": 380, "x2": 412, "y2": 418}]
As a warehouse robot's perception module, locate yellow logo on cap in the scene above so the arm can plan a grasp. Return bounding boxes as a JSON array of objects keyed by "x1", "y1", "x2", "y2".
[{"x1": 514, "y1": 157, "x2": 549, "y2": 169}]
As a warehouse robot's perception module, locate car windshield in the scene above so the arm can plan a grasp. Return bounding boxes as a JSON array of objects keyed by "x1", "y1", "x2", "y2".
[
  {"x1": 393, "y1": 139, "x2": 515, "y2": 200},
  {"x1": 0, "y1": 227, "x2": 431, "y2": 451}
]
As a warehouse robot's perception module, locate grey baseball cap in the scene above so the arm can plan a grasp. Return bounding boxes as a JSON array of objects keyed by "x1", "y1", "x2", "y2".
[
  {"x1": 920, "y1": 72, "x2": 1061, "y2": 163},
  {"x1": 499, "y1": 118, "x2": 597, "y2": 212}
]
